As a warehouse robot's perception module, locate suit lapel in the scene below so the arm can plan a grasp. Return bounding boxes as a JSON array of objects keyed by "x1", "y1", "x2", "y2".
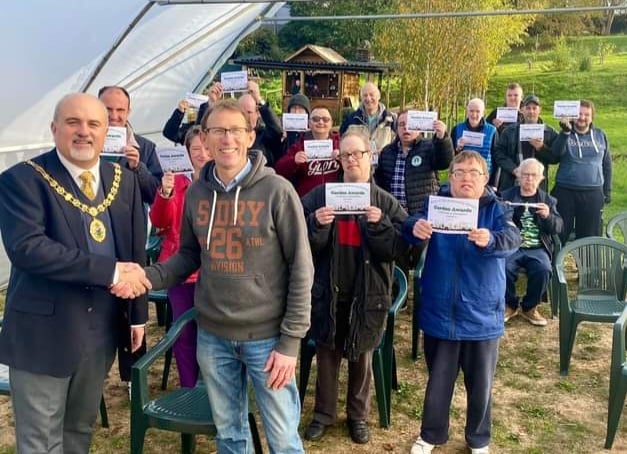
[
  {"x1": 42, "y1": 151, "x2": 89, "y2": 251},
  {"x1": 101, "y1": 161, "x2": 130, "y2": 259}
]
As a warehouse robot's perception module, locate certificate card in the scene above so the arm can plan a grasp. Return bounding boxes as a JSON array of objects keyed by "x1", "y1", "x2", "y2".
[
  {"x1": 156, "y1": 147, "x2": 194, "y2": 174},
  {"x1": 282, "y1": 113, "x2": 309, "y2": 131},
  {"x1": 428, "y1": 195, "x2": 479, "y2": 234},
  {"x1": 496, "y1": 107, "x2": 519, "y2": 123},
  {"x1": 326, "y1": 183, "x2": 370, "y2": 214},
  {"x1": 185, "y1": 92, "x2": 209, "y2": 108},
  {"x1": 304, "y1": 139, "x2": 333, "y2": 160},
  {"x1": 406, "y1": 110, "x2": 438, "y2": 132},
  {"x1": 220, "y1": 70, "x2": 248, "y2": 92},
  {"x1": 553, "y1": 100, "x2": 580, "y2": 118},
  {"x1": 461, "y1": 131, "x2": 485, "y2": 147},
  {"x1": 519, "y1": 124, "x2": 545, "y2": 141},
  {"x1": 102, "y1": 126, "x2": 127, "y2": 156}
]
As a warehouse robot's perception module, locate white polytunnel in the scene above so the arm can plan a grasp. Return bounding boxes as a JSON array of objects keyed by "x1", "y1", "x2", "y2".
[{"x1": 0, "y1": 0, "x2": 286, "y2": 287}]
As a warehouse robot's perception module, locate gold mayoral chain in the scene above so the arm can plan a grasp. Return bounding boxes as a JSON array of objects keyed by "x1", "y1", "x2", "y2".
[{"x1": 26, "y1": 160, "x2": 121, "y2": 243}]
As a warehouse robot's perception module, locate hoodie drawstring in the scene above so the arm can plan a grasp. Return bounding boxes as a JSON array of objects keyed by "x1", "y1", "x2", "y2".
[
  {"x1": 205, "y1": 186, "x2": 242, "y2": 250},
  {"x1": 206, "y1": 190, "x2": 217, "y2": 250},
  {"x1": 233, "y1": 186, "x2": 241, "y2": 226}
]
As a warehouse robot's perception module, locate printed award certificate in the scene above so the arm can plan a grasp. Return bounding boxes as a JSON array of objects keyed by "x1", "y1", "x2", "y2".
[
  {"x1": 326, "y1": 183, "x2": 370, "y2": 214},
  {"x1": 428, "y1": 195, "x2": 479, "y2": 234}
]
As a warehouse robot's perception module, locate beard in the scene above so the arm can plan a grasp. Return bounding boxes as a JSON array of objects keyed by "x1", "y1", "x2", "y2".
[{"x1": 69, "y1": 146, "x2": 96, "y2": 162}]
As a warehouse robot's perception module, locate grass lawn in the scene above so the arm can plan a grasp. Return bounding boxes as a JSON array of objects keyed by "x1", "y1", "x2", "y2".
[{"x1": 2, "y1": 35, "x2": 627, "y2": 453}]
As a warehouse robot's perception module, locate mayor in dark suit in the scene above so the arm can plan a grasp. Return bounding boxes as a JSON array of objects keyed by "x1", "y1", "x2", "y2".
[{"x1": 0, "y1": 93, "x2": 151, "y2": 453}]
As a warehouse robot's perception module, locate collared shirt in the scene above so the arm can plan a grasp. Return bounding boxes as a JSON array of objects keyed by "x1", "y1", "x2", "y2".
[
  {"x1": 390, "y1": 143, "x2": 407, "y2": 208},
  {"x1": 55, "y1": 149, "x2": 101, "y2": 196},
  {"x1": 213, "y1": 159, "x2": 253, "y2": 192}
]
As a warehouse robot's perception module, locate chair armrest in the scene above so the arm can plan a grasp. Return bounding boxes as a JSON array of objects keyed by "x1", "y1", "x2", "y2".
[
  {"x1": 611, "y1": 306, "x2": 627, "y2": 382},
  {"x1": 389, "y1": 266, "x2": 408, "y2": 317},
  {"x1": 131, "y1": 308, "x2": 197, "y2": 407}
]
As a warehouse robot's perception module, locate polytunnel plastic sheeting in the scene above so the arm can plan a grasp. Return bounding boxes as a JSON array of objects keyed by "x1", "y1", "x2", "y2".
[{"x1": 0, "y1": 0, "x2": 285, "y2": 288}]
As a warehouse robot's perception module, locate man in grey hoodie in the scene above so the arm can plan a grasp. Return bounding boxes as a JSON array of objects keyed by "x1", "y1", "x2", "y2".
[
  {"x1": 551, "y1": 100, "x2": 612, "y2": 243},
  {"x1": 145, "y1": 99, "x2": 314, "y2": 453}
]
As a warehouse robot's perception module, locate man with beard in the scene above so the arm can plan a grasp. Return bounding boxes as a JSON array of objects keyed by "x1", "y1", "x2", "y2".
[{"x1": 551, "y1": 100, "x2": 612, "y2": 243}]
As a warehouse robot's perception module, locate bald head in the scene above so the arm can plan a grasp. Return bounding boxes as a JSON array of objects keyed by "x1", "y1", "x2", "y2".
[
  {"x1": 238, "y1": 94, "x2": 260, "y2": 129},
  {"x1": 54, "y1": 93, "x2": 107, "y2": 122},
  {"x1": 51, "y1": 93, "x2": 108, "y2": 169}
]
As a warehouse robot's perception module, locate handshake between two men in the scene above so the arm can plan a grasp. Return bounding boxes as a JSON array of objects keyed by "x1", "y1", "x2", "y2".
[{"x1": 110, "y1": 262, "x2": 152, "y2": 299}]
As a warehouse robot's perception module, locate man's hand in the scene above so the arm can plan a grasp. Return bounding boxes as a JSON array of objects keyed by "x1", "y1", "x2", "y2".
[
  {"x1": 122, "y1": 145, "x2": 140, "y2": 170},
  {"x1": 263, "y1": 350, "x2": 296, "y2": 390},
  {"x1": 315, "y1": 206, "x2": 335, "y2": 227},
  {"x1": 559, "y1": 116, "x2": 572, "y2": 132},
  {"x1": 528, "y1": 137, "x2": 544, "y2": 151},
  {"x1": 247, "y1": 81, "x2": 262, "y2": 103},
  {"x1": 161, "y1": 171, "x2": 175, "y2": 197},
  {"x1": 468, "y1": 228, "x2": 491, "y2": 248},
  {"x1": 177, "y1": 99, "x2": 189, "y2": 113},
  {"x1": 433, "y1": 120, "x2": 447, "y2": 139},
  {"x1": 208, "y1": 82, "x2": 224, "y2": 103},
  {"x1": 365, "y1": 206, "x2": 383, "y2": 224},
  {"x1": 412, "y1": 219, "x2": 432, "y2": 240},
  {"x1": 130, "y1": 326, "x2": 145, "y2": 353},
  {"x1": 492, "y1": 118, "x2": 504, "y2": 129},
  {"x1": 535, "y1": 202, "x2": 550, "y2": 219},
  {"x1": 110, "y1": 262, "x2": 152, "y2": 299},
  {"x1": 294, "y1": 151, "x2": 308, "y2": 165}
]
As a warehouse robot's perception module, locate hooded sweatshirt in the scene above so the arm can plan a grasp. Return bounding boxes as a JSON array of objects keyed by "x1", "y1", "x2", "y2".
[
  {"x1": 145, "y1": 150, "x2": 314, "y2": 356},
  {"x1": 552, "y1": 124, "x2": 612, "y2": 198}
]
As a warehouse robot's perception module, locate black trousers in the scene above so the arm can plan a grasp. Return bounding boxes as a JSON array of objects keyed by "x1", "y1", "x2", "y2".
[
  {"x1": 551, "y1": 185, "x2": 604, "y2": 244},
  {"x1": 420, "y1": 334, "x2": 499, "y2": 449}
]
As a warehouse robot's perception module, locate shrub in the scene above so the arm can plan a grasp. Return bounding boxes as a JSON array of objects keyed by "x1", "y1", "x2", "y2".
[{"x1": 549, "y1": 37, "x2": 572, "y2": 71}]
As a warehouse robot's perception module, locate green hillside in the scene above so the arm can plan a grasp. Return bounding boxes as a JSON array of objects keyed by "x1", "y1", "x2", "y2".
[{"x1": 486, "y1": 34, "x2": 627, "y2": 221}]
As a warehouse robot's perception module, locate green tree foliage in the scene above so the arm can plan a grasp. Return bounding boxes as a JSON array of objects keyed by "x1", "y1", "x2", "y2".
[
  {"x1": 233, "y1": 27, "x2": 284, "y2": 60},
  {"x1": 373, "y1": 0, "x2": 534, "y2": 121},
  {"x1": 278, "y1": 1, "x2": 391, "y2": 59}
]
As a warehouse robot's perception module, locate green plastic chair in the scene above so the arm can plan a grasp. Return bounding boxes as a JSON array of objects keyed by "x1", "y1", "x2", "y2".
[
  {"x1": 0, "y1": 319, "x2": 109, "y2": 426},
  {"x1": 411, "y1": 247, "x2": 428, "y2": 361},
  {"x1": 606, "y1": 211, "x2": 627, "y2": 244},
  {"x1": 606, "y1": 305, "x2": 627, "y2": 449},
  {"x1": 555, "y1": 236, "x2": 627, "y2": 376},
  {"x1": 130, "y1": 308, "x2": 262, "y2": 454},
  {"x1": 298, "y1": 266, "x2": 408, "y2": 428}
]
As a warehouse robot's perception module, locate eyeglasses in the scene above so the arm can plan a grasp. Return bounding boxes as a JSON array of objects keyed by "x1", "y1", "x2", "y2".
[
  {"x1": 311, "y1": 116, "x2": 332, "y2": 124},
  {"x1": 338, "y1": 150, "x2": 370, "y2": 161},
  {"x1": 202, "y1": 127, "x2": 249, "y2": 138},
  {"x1": 450, "y1": 169, "x2": 485, "y2": 180},
  {"x1": 520, "y1": 172, "x2": 541, "y2": 179}
]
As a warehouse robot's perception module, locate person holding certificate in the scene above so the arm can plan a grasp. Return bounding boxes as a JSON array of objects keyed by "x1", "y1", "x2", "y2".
[
  {"x1": 493, "y1": 94, "x2": 558, "y2": 192},
  {"x1": 501, "y1": 158, "x2": 563, "y2": 326},
  {"x1": 149, "y1": 126, "x2": 212, "y2": 387},
  {"x1": 551, "y1": 100, "x2": 612, "y2": 243},
  {"x1": 301, "y1": 130, "x2": 409, "y2": 445},
  {"x1": 451, "y1": 98, "x2": 498, "y2": 181},
  {"x1": 485, "y1": 82, "x2": 525, "y2": 133},
  {"x1": 403, "y1": 151, "x2": 520, "y2": 454},
  {"x1": 275, "y1": 107, "x2": 340, "y2": 196}
]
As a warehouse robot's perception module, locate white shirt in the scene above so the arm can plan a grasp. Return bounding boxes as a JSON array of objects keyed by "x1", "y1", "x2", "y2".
[{"x1": 55, "y1": 150, "x2": 101, "y2": 196}]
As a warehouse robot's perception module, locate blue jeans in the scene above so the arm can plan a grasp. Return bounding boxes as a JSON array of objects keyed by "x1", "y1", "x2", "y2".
[
  {"x1": 505, "y1": 247, "x2": 552, "y2": 311},
  {"x1": 196, "y1": 328, "x2": 304, "y2": 454}
]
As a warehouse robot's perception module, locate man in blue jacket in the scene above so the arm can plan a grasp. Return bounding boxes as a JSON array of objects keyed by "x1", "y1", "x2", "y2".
[{"x1": 403, "y1": 151, "x2": 520, "y2": 454}]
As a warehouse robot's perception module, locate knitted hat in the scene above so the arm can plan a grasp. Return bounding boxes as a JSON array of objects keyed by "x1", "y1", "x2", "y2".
[{"x1": 287, "y1": 93, "x2": 311, "y2": 114}]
